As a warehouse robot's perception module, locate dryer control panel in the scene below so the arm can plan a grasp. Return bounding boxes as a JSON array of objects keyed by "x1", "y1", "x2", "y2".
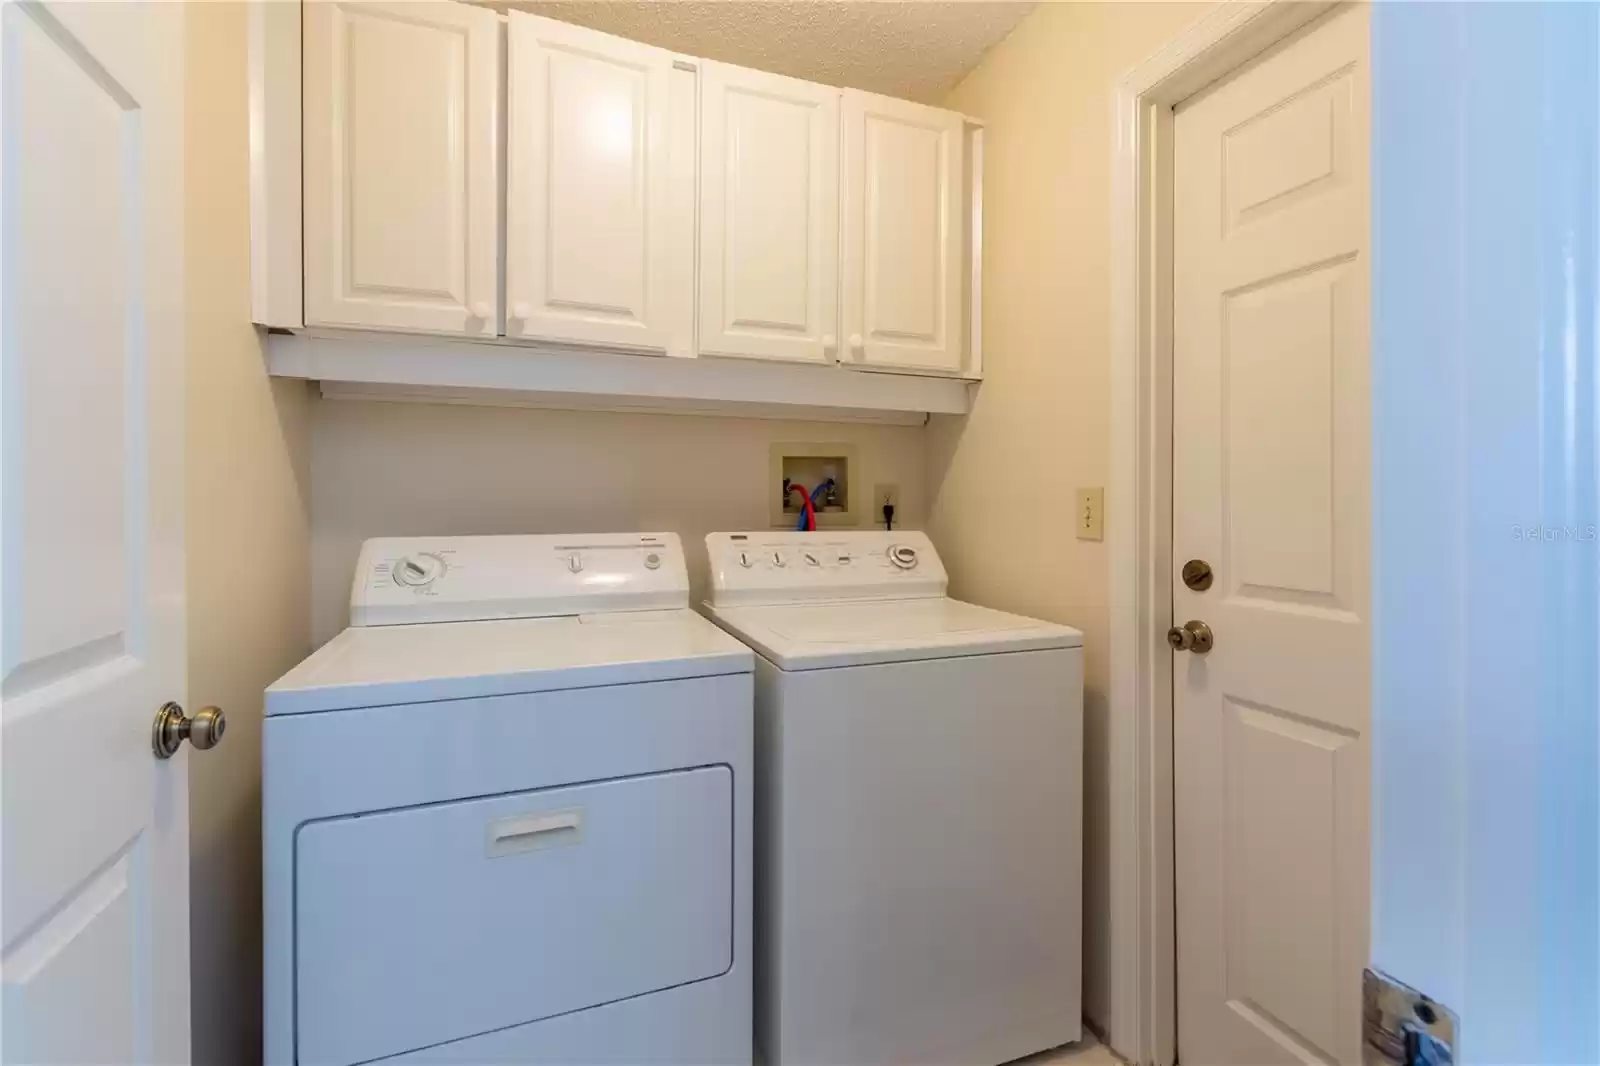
[
  {"x1": 351, "y1": 533, "x2": 688, "y2": 627},
  {"x1": 705, "y1": 531, "x2": 948, "y2": 607}
]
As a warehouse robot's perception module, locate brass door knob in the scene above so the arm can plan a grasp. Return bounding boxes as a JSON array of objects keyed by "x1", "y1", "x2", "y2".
[
  {"x1": 1166, "y1": 620, "x2": 1214, "y2": 654},
  {"x1": 152, "y1": 702, "x2": 226, "y2": 759}
]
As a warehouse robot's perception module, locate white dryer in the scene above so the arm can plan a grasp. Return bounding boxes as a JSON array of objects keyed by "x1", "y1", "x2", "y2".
[
  {"x1": 703, "y1": 531, "x2": 1083, "y2": 1066},
  {"x1": 264, "y1": 534, "x2": 752, "y2": 1066}
]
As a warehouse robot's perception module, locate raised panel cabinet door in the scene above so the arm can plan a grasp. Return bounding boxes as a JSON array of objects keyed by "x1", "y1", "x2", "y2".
[
  {"x1": 1, "y1": 2, "x2": 190, "y2": 1063},
  {"x1": 841, "y1": 91, "x2": 965, "y2": 374},
  {"x1": 506, "y1": 14, "x2": 690, "y2": 354},
  {"x1": 1171, "y1": 6, "x2": 1370, "y2": 1065},
  {"x1": 304, "y1": 1, "x2": 500, "y2": 336},
  {"x1": 699, "y1": 62, "x2": 839, "y2": 364}
]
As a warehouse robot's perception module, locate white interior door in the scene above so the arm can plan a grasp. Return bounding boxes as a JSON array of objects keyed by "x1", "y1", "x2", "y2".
[
  {"x1": 1172, "y1": 5, "x2": 1370, "y2": 1065},
  {"x1": 840, "y1": 90, "x2": 965, "y2": 374},
  {"x1": 698, "y1": 62, "x2": 838, "y2": 364},
  {"x1": 1, "y1": 1, "x2": 191, "y2": 1062},
  {"x1": 303, "y1": 1, "x2": 500, "y2": 337},
  {"x1": 506, "y1": 13, "x2": 691, "y2": 355}
]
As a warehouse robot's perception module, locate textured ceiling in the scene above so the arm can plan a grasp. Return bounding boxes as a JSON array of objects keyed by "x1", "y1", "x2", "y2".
[{"x1": 492, "y1": 1, "x2": 1035, "y2": 103}]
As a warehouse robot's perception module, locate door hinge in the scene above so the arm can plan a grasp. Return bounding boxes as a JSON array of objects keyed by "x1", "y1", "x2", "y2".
[{"x1": 1364, "y1": 968, "x2": 1457, "y2": 1066}]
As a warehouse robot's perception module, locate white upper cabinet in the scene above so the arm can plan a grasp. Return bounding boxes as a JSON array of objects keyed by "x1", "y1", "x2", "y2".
[
  {"x1": 840, "y1": 91, "x2": 967, "y2": 374},
  {"x1": 265, "y1": 2, "x2": 984, "y2": 400},
  {"x1": 303, "y1": 2, "x2": 500, "y2": 336},
  {"x1": 506, "y1": 14, "x2": 692, "y2": 354},
  {"x1": 698, "y1": 62, "x2": 840, "y2": 365}
]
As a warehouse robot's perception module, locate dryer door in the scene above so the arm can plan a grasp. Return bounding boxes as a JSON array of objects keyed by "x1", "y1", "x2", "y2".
[{"x1": 294, "y1": 766, "x2": 733, "y2": 1065}]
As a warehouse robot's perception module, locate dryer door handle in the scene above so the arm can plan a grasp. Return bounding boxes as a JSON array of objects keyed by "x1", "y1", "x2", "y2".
[{"x1": 486, "y1": 808, "x2": 584, "y2": 857}]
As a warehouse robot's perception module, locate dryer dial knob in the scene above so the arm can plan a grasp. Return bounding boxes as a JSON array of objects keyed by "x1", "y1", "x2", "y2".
[
  {"x1": 393, "y1": 553, "x2": 444, "y2": 587},
  {"x1": 887, "y1": 544, "x2": 919, "y2": 570}
]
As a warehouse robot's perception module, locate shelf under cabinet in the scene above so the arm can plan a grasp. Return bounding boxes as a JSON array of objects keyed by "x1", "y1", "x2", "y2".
[{"x1": 266, "y1": 331, "x2": 975, "y2": 424}]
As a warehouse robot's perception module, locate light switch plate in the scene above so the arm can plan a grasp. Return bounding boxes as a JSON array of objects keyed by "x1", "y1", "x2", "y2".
[{"x1": 1075, "y1": 488, "x2": 1104, "y2": 541}]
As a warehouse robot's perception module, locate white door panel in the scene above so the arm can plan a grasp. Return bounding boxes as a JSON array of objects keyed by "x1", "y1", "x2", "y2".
[
  {"x1": 304, "y1": 1, "x2": 499, "y2": 336},
  {"x1": 1172, "y1": 6, "x2": 1370, "y2": 1065},
  {"x1": 1, "y1": 1, "x2": 189, "y2": 1061},
  {"x1": 506, "y1": 14, "x2": 689, "y2": 354},
  {"x1": 698, "y1": 62, "x2": 838, "y2": 364},
  {"x1": 841, "y1": 91, "x2": 964, "y2": 374}
]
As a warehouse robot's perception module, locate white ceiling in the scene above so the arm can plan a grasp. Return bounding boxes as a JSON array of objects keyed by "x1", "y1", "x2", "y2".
[{"x1": 492, "y1": 1, "x2": 1036, "y2": 104}]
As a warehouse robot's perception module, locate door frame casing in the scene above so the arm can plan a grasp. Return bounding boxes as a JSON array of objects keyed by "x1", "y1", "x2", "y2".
[{"x1": 1105, "y1": 3, "x2": 1340, "y2": 1063}]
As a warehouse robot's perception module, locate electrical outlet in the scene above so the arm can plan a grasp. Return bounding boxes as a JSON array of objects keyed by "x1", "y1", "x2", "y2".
[
  {"x1": 1076, "y1": 488, "x2": 1104, "y2": 541},
  {"x1": 874, "y1": 483, "x2": 900, "y2": 525}
]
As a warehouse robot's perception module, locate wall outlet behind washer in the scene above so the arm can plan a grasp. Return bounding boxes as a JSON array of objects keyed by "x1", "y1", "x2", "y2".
[{"x1": 874, "y1": 483, "x2": 900, "y2": 525}]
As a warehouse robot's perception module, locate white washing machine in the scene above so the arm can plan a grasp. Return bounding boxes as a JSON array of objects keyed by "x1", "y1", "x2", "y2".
[
  {"x1": 264, "y1": 534, "x2": 753, "y2": 1066},
  {"x1": 703, "y1": 531, "x2": 1083, "y2": 1066}
]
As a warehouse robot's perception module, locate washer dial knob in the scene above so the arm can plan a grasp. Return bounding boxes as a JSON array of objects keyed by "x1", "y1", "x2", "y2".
[
  {"x1": 887, "y1": 544, "x2": 919, "y2": 570},
  {"x1": 393, "y1": 553, "x2": 445, "y2": 587}
]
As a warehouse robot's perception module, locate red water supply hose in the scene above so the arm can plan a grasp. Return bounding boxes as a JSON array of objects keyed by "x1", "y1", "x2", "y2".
[{"x1": 786, "y1": 482, "x2": 816, "y2": 531}]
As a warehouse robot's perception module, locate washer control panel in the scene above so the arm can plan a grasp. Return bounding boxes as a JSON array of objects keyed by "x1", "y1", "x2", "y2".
[
  {"x1": 352, "y1": 534, "x2": 687, "y2": 627},
  {"x1": 706, "y1": 531, "x2": 947, "y2": 606}
]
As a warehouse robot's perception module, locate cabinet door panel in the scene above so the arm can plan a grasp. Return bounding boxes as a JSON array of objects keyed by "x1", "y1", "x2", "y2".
[
  {"x1": 699, "y1": 63, "x2": 838, "y2": 364},
  {"x1": 507, "y1": 14, "x2": 688, "y2": 353},
  {"x1": 842, "y1": 91, "x2": 965, "y2": 373},
  {"x1": 304, "y1": 1, "x2": 498, "y2": 335}
]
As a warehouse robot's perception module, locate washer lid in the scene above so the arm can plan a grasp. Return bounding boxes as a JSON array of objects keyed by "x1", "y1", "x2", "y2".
[
  {"x1": 266, "y1": 609, "x2": 753, "y2": 715},
  {"x1": 704, "y1": 597, "x2": 1082, "y2": 671}
]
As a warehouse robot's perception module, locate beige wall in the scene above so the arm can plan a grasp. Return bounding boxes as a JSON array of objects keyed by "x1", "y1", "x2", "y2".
[
  {"x1": 309, "y1": 401, "x2": 927, "y2": 644},
  {"x1": 929, "y1": 1, "x2": 1199, "y2": 1035},
  {"x1": 185, "y1": 4, "x2": 313, "y2": 1064}
]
